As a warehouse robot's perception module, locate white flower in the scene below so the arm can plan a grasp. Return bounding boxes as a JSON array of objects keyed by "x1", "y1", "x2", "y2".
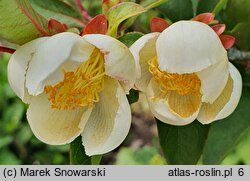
[
  {"x1": 130, "y1": 21, "x2": 242, "y2": 125},
  {"x1": 8, "y1": 32, "x2": 136, "y2": 156}
]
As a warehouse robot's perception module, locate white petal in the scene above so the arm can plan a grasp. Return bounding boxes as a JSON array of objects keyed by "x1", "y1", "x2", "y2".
[
  {"x1": 82, "y1": 77, "x2": 131, "y2": 156},
  {"x1": 26, "y1": 32, "x2": 94, "y2": 96},
  {"x1": 7, "y1": 38, "x2": 48, "y2": 103},
  {"x1": 146, "y1": 78, "x2": 200, "y2": 126},
  {"x1": 130, "y1": 33, "x2": 159, "y2": 92},
  {"x1": 197, "y1": 59, "x2": 229, "y2": 103},
  {"x1": 130, "y1": 32, "x2": 159, "y2": 78},
  {"x1": 156, "y1": 21, "x2": 227, "y2": 73},
  {"x1": 167, "y1": 91, "x2": 201, "y2": 118},
  {"x1": 198, "y1": 63, "x2": 242, "y2": 124},
  {"x1": 84, "y1": 34, "x2": 136, "y2": 93},
  {"x1": 27, "y1": 93, "x2": 92, "y2": 145}
]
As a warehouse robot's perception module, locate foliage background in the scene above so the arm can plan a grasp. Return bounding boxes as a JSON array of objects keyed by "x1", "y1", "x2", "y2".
[{"x1": 0, "y1": 0, "x2": 250, "y2": 165}]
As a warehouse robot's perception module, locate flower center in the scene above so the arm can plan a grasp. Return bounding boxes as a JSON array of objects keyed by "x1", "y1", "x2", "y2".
[
  {"x1": 148, "y1": 57, "x2": 201, "y2": 96},
  {"x1": 44, "y1": 48, "x2": 105, "y2": 110}
]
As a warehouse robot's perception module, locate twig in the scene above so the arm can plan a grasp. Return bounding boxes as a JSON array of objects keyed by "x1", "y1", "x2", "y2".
[
  {"x1": 0, "y1": 46, "x2": 16, "y2": 54},
  {"x1": 228, "y1": 48, "x2": 250, "y2": 61}
]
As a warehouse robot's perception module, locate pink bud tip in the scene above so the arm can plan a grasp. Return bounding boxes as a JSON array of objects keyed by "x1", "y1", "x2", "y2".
[
  {"x1": 211, "y1": 24, "x2": 226, "y2": 36},
  {"x1": 81, "y1": 14, "x2": 107, "y2": 36},
  {"x1": 150, "y1": 17, "x2": 170, "y2": 33},
  {"x1": 48, "y1": 18, "x2": 68, "y2": 35},
  {"x1": 219, "y1": 35, "x2": 235, "y2": 49},
  {"x1": 192, "y1": 13, "x2": 215, "y2": 24}
]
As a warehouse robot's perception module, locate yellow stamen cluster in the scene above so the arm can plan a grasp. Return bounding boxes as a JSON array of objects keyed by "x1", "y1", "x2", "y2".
[
  {"x1": 44, "y1": 48, "x2": 105, "y2": 110},
  {"x1": 149, "y1": 57, "x2": 201, "y2": 96}
]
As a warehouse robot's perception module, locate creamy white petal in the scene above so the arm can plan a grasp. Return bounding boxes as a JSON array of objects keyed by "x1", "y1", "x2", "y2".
[
  {"x1": 130, "y1": 33, "x2": 159, "y2": 92},
  {"x1": 7, "y1": 38, "x2": 48, "y2": 103},
  {"x1": 84, "y1": 34, "x2": 136, "y2": 93},
  {"x1": 27, "y1": 93, "x2": 92, "y2": 145},
  {"x1": 167, "y1": 91, "x2": 201, "y2": 118},
  {"x1": 82, "y1": 77, "x2": 131, "y2": 156},
  {"x1": 130, "y1": 32, "x2": 159, "y2": 78},
  {"x1": 198, "y1": 63, "x2": 242, "y2": 124},
  {"x1": 197, "y1": 58, "x2": 229, "y2": 103},
  {"x1": 146, "y1": 78, "x2": 200, "y2": 126},
  {"x1": 156, "y1": 21, "x2": 227, "y2": 73},
  {"x1": 26, "y1": 32, "x2": 94, "y2": 96}
]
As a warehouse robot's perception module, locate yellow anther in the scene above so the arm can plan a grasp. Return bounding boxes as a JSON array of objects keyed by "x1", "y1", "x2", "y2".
[
  {"x1": 44, "y1": 48, "x2": 105, "y2": 110},
  {"x1": 148, "y1": 57, "x2": 201, "y2": 97}
]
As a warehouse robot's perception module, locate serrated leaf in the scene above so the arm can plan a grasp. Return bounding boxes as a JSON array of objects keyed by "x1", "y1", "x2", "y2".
[
  {"x1": 118, "y1": 32, "x2": 144, "y2": 47},
  {"x1": 231, "y1": 22, "x2": 250, "y2": 51},
  {"x1": 203, "y1": 87, "x2": 250, "y2": 164},
  {"x1": 158, "y1": 0, "x2": 193, "y2": 22},
  {"x1": 107, "y1": 2, "x2": 146, "y2": 37},
  {"x1": 29, "y1": 0, "x2": 85, "y2": 28},
  {"x1": 70, "y1": 136, "x2": 91, "y2": 165},
  {"x1": 157, "y1": 120, "x2": 210, "y2": 165},
  {"x1": 197, "y1": 0, "x2": 228, "y2": 15},
  {"x1": 0, "y1": 0, "x2": 48, "y2": 45}
]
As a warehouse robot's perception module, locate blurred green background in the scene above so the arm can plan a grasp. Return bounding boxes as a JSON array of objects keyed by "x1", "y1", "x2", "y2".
[{"x1": 1, "y1": 0, "x2": 250, "y2": 165}]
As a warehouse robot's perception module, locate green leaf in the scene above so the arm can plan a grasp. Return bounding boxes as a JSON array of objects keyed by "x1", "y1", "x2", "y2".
[
  {"x1": 222, "y1": 129, "x2": 250, "y2": 164},
  {"x1": 15, "y1": 125, "x2": 33, "y2": 144},
  {"x1": 142, "y1": 0, "x2": 168, "y2": 10},
  {"x1": 231, "y1": 22, "x2": 250, "y2": 51},
  {"x1": 116, "y1": 146, "x2": 166, "y2": 165},
  {"x1": 126, "y1": 89, "x2": 139, "y2": 105},
  {"x1": 2, "y1": 100, "x2": 25, "y2": 133},
  {"x1": 223, "y1": 0, "x2": 250, "y2": 29},
  {"x1": 70, "y1": 136, "x2": 91, "y2": 165},
  {"x1": 157, "y1": 120, "x2": 210, "y2": 164},
  {"x1": 102, "y1": 0, "x2": 121, "y2": 15},
  {"x1": 0, "y1": 136, "x2": 13, "y2": 149},
  {"x1": 91, "y1": 155, "x2": 102, "y2": 165},
  {"x1": 118, "y1": 32, "x2": 144, "y2": 47},
  {"x1": 203, "y1": 87, "x2": 250, "y2": 164},
  {"x1": 107, "y1": 2, "x2": 146, "y2": 37},
  {"x1": 29, "y1": 0, "x2": 85, "y2": 28},
  {"x1": 0, "y1": 0, "x2": 48, "y2": 45},
  {"x1": 197, "y1": 0, "x2": 228, "y2": 15},
  {"x1": 158, "y1": 0, "x2": 193, "y2": 22},
  {"x1": 0, "y1": 149, "x2": 21, "y2": 164}
]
